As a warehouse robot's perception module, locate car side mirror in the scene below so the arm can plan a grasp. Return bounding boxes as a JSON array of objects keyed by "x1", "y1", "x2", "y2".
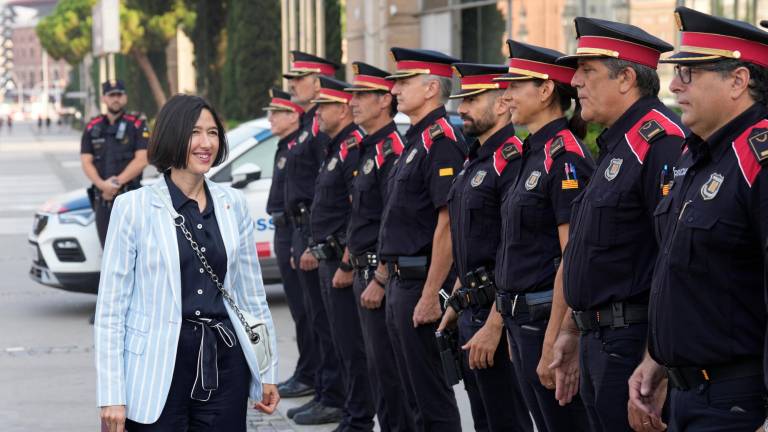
[{"x1": 231, "y1": 163, "x2": 262, "y2": 189}]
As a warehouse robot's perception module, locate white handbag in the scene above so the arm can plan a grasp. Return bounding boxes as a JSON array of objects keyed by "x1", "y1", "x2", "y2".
[{"x1": 152, "y1": 187, "x2": 272, "y2": 374}]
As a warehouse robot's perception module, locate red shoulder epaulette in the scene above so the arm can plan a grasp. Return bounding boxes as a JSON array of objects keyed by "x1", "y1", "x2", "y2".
[
  {"x1": 421, "y1": 117, "x2": 457, "y2": 153},
  {"x1": 375, "y1": 131, "x2": 405, "y2": 168},
  {"x1": 86, "y1": 116, "x2": 104, "y2": 130},
  {"x1": 625, "y1": 109, "x2": 686, "y2": 164},
  {"x1": 311, "y1": 115, "x2": 320, "y2": 137},
  {"x1": 493, "y1": 136, "x2": 523, "y2": 176},
  {"x1": 339, "y1": 129, "x2": 364, "y2": 162},
  {"x1": 732, "y1": 118, "x2": 768, "y2": 187},
  {"x1": 544, "y1": 129, "x2": 586, "y2": 174},
  {"x1": 122, "y1": 114, "x2": 143, "y2": 129}
]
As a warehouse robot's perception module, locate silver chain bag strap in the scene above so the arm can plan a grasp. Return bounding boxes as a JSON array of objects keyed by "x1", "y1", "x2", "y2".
[{"x1": 152, "y1": 186, "x2": 272, "y2": 375}]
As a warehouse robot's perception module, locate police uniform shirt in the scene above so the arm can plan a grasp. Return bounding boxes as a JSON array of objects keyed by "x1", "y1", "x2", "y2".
[
  {"x1": 81, "y1": 112, "x2": 149, "y2": 184},
  {"x1": 283, "y1": 106, "x2": 331, "y2": 216},
  {"x1": 347, "y1": 121, "x2": 403, "y2": 256},
  {"x1": 562, "y1": 96, "x2": 686, "y2": 310},
  {"x1": 266, "y1": 129, "x2": 299, "y2": 215},
  {"x1": 165, "y1": 173, "x2": 228, "y2": 319},
  {"x1": 309, "y1": 122, "x2": 363, "y2": 242},
  {"x1": 448, "y1": 123, "x2": 521, "y2": 289},
  {"x1": 379, "y1": 106, "x2": 468, "y2": 257},
  {"x1": 497, "y1": 118, "x2": 595, "y2": 294},
  {"x1": 649, "y1": 103, "x2": 768, "y2": 367}
]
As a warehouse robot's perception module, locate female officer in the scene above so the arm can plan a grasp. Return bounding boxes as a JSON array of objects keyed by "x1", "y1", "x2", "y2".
[
  {"x1": 494, "y1": 40, "x2": 593, "y2": 432},
  {"x1": 95, "y1": 94, "x2": 279, "y2": 432}
]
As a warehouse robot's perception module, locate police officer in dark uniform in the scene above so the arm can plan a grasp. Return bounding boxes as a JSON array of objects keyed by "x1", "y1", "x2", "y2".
[
  {"x1": 346, "y1": 62, "x2": 416, "y2": 432},
  {"x1": 436, "y1": 63, "x2": 532, "y2": 432},
  {"x1": 80, "y1": 79, "x2": 149, "y2": 247},
  {"x1": 626, "y1": 8, "x2": 768, "y2": 431},
  {"x1": 493, "y1": 40, "x2": 592, "y2": 432},
  {"x1": 551, "y1": 19, "x2": 687, "y2": 431},
  {"x1": 281, "y1": 51, "x2": 345, "y2": 425},
  {"x1": 307, "y1": 76, "x2": 376, "y2": 431},
  {"x1": 263, "y1": 88, "x2": 315, "y2": 400},
  {"x1": 379, "y1": 47, "x2": 465, "y2": 431}
]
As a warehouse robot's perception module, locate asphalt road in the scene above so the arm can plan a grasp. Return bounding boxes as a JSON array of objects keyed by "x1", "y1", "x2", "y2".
[{"x1": 0, "y1": 121, "x2": 475, "y2": 431}]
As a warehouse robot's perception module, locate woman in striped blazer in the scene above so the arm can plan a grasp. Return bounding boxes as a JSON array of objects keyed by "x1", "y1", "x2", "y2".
[{"x1": 95, "y1": 94, "x2": 280, "y2": 432}]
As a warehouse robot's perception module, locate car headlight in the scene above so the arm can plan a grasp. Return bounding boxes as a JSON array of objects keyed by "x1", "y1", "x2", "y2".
[{"x1": 58, "y1": 209, "x2": 95, "y2": 226}]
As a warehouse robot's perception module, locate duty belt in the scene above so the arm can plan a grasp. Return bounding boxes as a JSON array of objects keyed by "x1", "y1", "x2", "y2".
[
  {"x1": 309, "y1": 235, "x2": 345, "y2": 261},
  {"x1": 289, "y1": 202, "x2": 311, "y2": 228},
  {"x1": 386, "y1": 256, "x2": 429, "y2": 281},
  {"x1": 495, "y1": 289, "x2": 553, "y2": 318},
  {"x1": 447, "y1": 267, "x2": 497, "y2": 312},
  {"x1": 350, "y1": 251, "x2": 378, "y2": 269},
  {"x1": 571, "y1": 302, "x2": 648, "y2": 332},
  {"x1": 666, "y1": 358, "x2": 763, "y2": 391}
]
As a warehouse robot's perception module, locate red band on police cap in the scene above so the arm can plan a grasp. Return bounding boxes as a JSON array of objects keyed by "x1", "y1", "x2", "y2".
[
  {"x1": 508, "y1": 58, "x2": 575, "y2": 84},
  {"x1": 318, "y1": 88, "x2": 352, "y2": 103},
  {"x1": 577, "y1": 36, "x2": 661, "y2": 69},
  {"x1": 680, "y1": 32, "x2": 768, "y2": 68},
  {"x1": 292, "y1": 61, "x2": 336, "y2": 76},
  {"x1": 459, "y1": 74, "x2": 508, "y2": 89},
  {"x1": 396, "y1": 60, "x2": 453, "y2": 77},
  {"x1": 354, "y1": 74, "x2": 393, "y2": 91},
  {"x1": 271, "y1": 98, "x2": 305, "y2": 114}
]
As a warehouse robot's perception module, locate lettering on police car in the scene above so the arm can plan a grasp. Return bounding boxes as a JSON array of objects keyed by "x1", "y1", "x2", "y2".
[
  {"x1": 525, "y1": 170, "x2": 541, "y2": 190},
  {"x1": 327, "y1": 157, "x2": 338, "y2": 171},
  {"x1": 471, "y1": 170, "x2": 487, "y2": 187},
  {"x1": 406, "y1": 148, "x2": 418, "y2": 164},
  {"x1": 700, "y1": 173, "x2": 724, "y2": 200},
  {"x1": 604, "y1": 158, "x2": 623, "y2": 181},
  {"x1": 363, "y1": 158, "x2": 375, "y2": 175},
  {"x1": 277, "y1": 156, "x2": 287, "y2": 170}
]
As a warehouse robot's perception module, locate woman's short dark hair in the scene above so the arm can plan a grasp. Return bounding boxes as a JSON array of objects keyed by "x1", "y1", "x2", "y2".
[
  {"x1": 148, "y1": 94, "x2": 229, "y2": 172},
  {"x1": 533, "y1": 79, "x2": 588, "y2": 139}
]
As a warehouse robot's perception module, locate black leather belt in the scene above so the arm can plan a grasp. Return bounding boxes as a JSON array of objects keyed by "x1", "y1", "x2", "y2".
[
  {"x1": 496, "y1": 289, "x2": 553, "y2": 319},
  {"x1": 572, "y1": 302, "x2": 648, "y2": 332},
  {"x1": 666, "y1": 359, "x2": 763, "y2": 391},
  {"x1": 386, "y1": 256, "x2": 429, "y2": 281},
  {"x1": 350, "y1": 251, "x2": 378, "y2": 269}
]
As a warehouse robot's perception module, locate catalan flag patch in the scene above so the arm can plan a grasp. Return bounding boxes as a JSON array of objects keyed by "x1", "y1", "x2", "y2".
[
  {"x1": 662, "y1": 182, "x2": 671, "y2": 196},
  {"x1": 439, "y1": 167, "x2": 454, "y2": 177},
  {"x1": 561, "y1": 179, "x2": 580, "y2": 190}
]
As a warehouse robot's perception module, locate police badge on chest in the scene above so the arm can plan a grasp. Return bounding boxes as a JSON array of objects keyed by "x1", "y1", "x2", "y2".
[{"x1": 700, "y1": 173, "x2": 724, "y2": 200}]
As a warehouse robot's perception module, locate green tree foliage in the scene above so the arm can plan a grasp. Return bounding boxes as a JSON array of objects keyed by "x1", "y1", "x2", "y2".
[
  {"x1": 36, "y1": 0, "x2": 93, "y2": 65},
  {"x1": 183, "y1": 0, "x2": 227, "y2": 101},
  {"x1": 220, "y1": 0, "x2": 280, "y2": 121},
  {"x1": 325, "y1": 0, "x2": 343, "y2": 79}
]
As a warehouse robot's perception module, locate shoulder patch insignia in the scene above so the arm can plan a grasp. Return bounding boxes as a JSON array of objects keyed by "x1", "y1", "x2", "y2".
[
  {"x1": 549, "y1": 136, "x2": 565, "y2": 158},
  {"x1": 376, "y1": 132, "x2": 405, "y2": 168},
  {"x1": 638, "y1": 119, "x2": 665, "y2": 143},
  {"x1": 544, "y1": 130, "x2": 586, "y2": 173},
  {"x1": 502, "y1": 142, "x2": 521, "y2": 160},
  {"x1": 382, "y1": 138, "x2": 394, "y2": 157},
  {"x1": 493, "y1": 136, "x2": 523, "y2": 176},
  {"x1": 422, "y1": 117, "x2": 458, "y2": 152},
  {"x1": 429, "y1": 123, "x2": 444, "y2": 140},
  {"x1": 625, "y1": 109, "x2": 686, "y2": 164},
  {"x1": 732, "y1": 118, "x2": 768, "y2": 187},
  {"x1": 748, "y1": 128, "x2": 768, "y2": 164}
]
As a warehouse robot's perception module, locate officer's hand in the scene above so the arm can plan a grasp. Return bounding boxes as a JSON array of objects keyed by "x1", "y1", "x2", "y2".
[
  {"x1": 254, "y1": 383, "x2": 281, "y2": 414},
  {"x1": 332, "y1": 267, "x2": 353, "y2": 289},
  {"x1": 462, "y1": 320, "x2": 502, "y2": 370},
  {"x1": 299, "y1": 249, "x2": 319, "y2": 271},
  {"x1": 361, "y1": 279, "x2": 385, "y2": 309},
  {"x1": 437, "y1": 306, "x2": 458, "y2": 332},
  {"x1": 100, "y1": 405, "x2": 126, "y2": 432},
  {"x1": 549, "y1": 331, "x2": 580, "y2": 406},
  {"x1": 412, "y1": 295, "x2": 442, "y2": 327},
  {"x1": 628, "y1": 356, "x2": 667, "y2": 431},
  {"x1": 537, "y1": 341, "x2": 557, "y2": 390}
]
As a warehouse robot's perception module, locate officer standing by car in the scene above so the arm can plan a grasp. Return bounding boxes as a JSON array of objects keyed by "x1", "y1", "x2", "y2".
[
  {"x1": 493, "y1": 40, "x2": 592, "y2": 432},
  {"x1": 307, "y1": 76, "x2": 375, "y2": 431},
  {"x1": 436, "y1": 62, "x2": 532, "y2": 432},
  {"x1": 345, "y1": 61, "x2": 416, "y2": 432},
  {"x1": 626, "y1": 8, "x2": 768, "y2": 432},
  {"x1": 550, "y1": 19, "x2": 687, "y2": 432},
  {"x1": 281, "y1": 51, "x2": 345, "y2": 425},
  {"x1": 263, "y1": 88, "x2": 316, "y2": 401},
  {"x1": 378, "y1": 47, "x2": 466, "y2": 431},
  {"x1": 80, "y1": 79, "x2": 149, "y2": 247}
]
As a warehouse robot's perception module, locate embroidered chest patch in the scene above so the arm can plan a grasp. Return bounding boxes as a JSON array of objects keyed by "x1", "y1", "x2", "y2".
[
  {"x1": 700, "y1": 173, "x2": 724, "y2": 201},
  {"x1": 327, "y1": 157, "x2": 338, "y2": 171},
  {"x1": 604, "y1": 158, "x2": 623, "y2": 181},
  {"x1": 298, "y1": 130, "x2": 309, "y2": 144},
  {"x1": 471, "y1": 170, "x2": 487, "y2": 187},
  {"x1": 363, "y1": 158, "x2": 375, "y2": 175},
  {"x1": 406, "y1": 148, "x2": 418, "y2": 164},
  {"x1": 276, "y1": 156, "x2": 287, "y2": 170},
  {"x1": 525, "y1": 170, "x2": 541, "y2": 190}
]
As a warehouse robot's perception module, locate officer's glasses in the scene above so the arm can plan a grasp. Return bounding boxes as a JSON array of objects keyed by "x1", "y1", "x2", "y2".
[{"x1": 673, "y1": 64, "x2": 725, "y2": 85}]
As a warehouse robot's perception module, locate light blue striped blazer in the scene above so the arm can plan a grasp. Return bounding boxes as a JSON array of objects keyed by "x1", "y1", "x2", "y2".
[{"x1": 94, "y1": 179, "x2": 279, "y2": 424}]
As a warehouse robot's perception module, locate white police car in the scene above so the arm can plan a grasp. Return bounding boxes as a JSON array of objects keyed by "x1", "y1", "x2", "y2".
[{"x1": 28, "y1": 118, "x2": 283, "y2": 294}]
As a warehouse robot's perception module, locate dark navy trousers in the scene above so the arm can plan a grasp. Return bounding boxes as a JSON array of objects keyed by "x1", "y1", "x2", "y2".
[
  {"x1": 125, "y1": 319, "x2": 250, "y2": 431},
  {"x1": 459, "y1": 309, "x2": 533, "y2": 432},
  {"x1": 274, "y1": 222, "x2": 316, "y2": 386},
  {"x1": 291, "y1": 228, "x2": 344, "y2": 408},
  {"x1": 352, "y1": 269, "x2": 417, "y2": 432},
  {"x1": 667, "y1": 375, "x2": 765, "y2": 431},
  {"x1": 503, "y1": 315, "x2": 590, "y2": 432},
  {"x1": 318, "y1": 259, "x2": 375, "y2": 431},
  {"x1": 579, "y1": 324, "x2": 647, "y2": 432},
  {"x1": 385, "y1": 277, "x2": 461, "y2": 432}
]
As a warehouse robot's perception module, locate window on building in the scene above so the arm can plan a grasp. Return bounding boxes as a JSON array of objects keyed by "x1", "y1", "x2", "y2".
[{"x1": 460, "y1": 4, "x2": 506, "y2": 63}]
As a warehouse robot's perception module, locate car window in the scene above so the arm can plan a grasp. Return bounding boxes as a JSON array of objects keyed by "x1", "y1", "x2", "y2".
[{"x1": 210, "y1": 135, "x2": 280, "y2": 183}]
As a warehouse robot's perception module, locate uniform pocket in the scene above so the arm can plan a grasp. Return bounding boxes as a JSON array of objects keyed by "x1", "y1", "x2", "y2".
[
  {"x1": 588, "y1": 191, "x2": 620, "y2": 247},
  {"x1": 652, "y1": 197, "x2": 672, "y2": 245},
  {"x1": 677, "y1": 209, "x2": 718, "y2": 272}
]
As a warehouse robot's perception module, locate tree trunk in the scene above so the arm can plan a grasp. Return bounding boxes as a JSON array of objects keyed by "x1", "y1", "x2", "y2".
[{"x1": 131, "y1": 47, "x2": 167, "y2": 109}]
